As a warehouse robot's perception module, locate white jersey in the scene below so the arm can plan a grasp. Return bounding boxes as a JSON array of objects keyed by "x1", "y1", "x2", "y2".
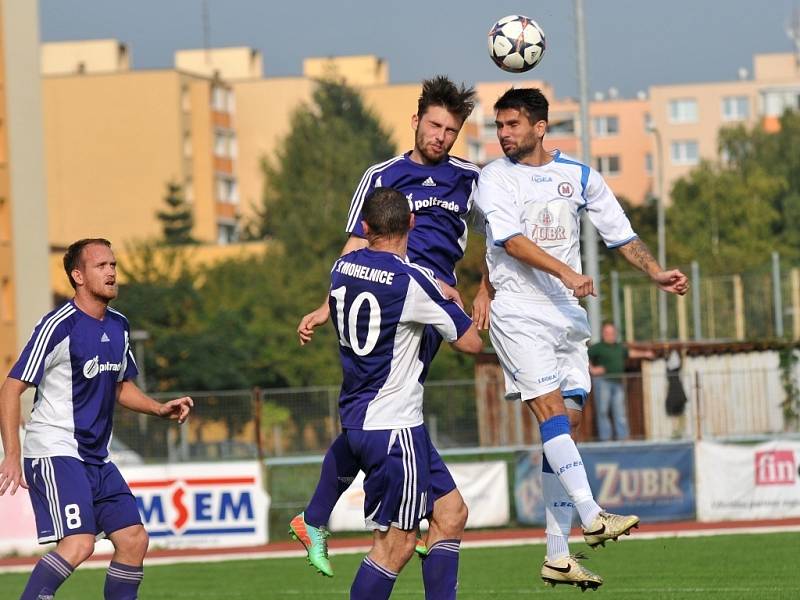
[{"x1": 475, "y1": 150, "x2": 636, "y2": 301}]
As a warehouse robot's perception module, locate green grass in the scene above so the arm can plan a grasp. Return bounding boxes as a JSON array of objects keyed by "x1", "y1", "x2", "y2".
[{"x1": 2, "y1": 532, "x2": 799, "y2": 599}]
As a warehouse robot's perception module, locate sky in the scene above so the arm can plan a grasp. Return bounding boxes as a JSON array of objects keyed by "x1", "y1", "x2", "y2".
[{"x1": 40, "y1": 0, "x2": 800, "y2": 99}]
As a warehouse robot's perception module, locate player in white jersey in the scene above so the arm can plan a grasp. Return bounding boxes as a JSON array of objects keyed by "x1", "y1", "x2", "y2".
[
  {"x1": 475, "y1": 88, "x2": 689, "y2": 590},
  {"x1": 0, "y1": 238, "x2": 193, "y2": 600}
]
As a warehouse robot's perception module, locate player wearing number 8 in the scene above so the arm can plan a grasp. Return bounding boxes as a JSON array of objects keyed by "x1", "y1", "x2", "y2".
[
  {"x1": 329, "y1": 188, "x2": 481, "y2": 600},
  {"x1": 0, "y1": 238, "x2": 193, "y2": 600}
]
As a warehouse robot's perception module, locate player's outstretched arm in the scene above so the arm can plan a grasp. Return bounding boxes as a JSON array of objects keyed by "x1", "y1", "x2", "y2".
[
  {"x1": 117, "y1": 380, "x2": 193, "y2": 424},
  {"x1": 504, "y1": 235, "x2": 596, "y2": 298},
  {"x1": 616, "y1": 238, "x2": 689, "y2": 296},
  {"x1": 0, "y1": 377, "x2": 29, "y2": 495},
  {"x1": 297, "y1": 234, "x2": 369, "y2": 345},
  {"x1": 450, "y1": 323, "x2": 482, "y2": 355}
]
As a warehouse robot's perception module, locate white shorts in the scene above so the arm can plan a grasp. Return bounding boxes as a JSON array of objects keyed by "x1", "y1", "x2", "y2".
[{"x1": 489, "y1": 293, "x2": 591, "y2": 409}]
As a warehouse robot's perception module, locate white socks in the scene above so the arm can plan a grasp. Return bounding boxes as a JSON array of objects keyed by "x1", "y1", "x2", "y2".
[{"x1": 542, "y1": 433, "x2": 602, "y2": 529}]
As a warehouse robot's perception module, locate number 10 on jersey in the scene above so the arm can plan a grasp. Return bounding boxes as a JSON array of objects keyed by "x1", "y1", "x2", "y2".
[{"x1": 330, "y1": 286, "x2": 382, "y2": 356}]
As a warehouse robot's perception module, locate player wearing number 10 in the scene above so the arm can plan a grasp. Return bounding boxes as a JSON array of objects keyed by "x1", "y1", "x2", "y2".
[
  {"x1": 329, "y1": 188, "x2": 481, "y2": 600},
  {"x1": 0, "y1": 238, "x2": 193, "y2": 600}
]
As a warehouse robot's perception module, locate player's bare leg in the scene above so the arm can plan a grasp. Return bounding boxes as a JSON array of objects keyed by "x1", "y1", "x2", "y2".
[
  {"x1": 421, "y1": 488, "x2": 467, "y2": 600},
  {"x1": 18, "y1": 533, "x2": 93, "y2": 599},
  {"x1": 351, "y1": 527, "x2": 416, "y2": 600},
  {"x1": 105, "y1": 524, "x2": 148, "y2": 599}
]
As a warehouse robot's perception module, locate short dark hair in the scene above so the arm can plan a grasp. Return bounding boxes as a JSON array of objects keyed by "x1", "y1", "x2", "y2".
[
  {"x1": 494, "y1": 87, "x2": 549, "y2": 124},
  {"x1": 417, "y1": 75, "x2": 476, "y2": 124},
  {"x1": 63, "y1": 238, "x2": 111, "y2": 289},
  {"x1": 361, "y1": 188, "x2": 411, "y2": 238}
]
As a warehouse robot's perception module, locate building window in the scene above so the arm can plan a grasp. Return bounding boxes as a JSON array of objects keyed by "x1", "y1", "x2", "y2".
[
  {"x1": 644, "y1": 113, "x2": 653, "y2": 131},
  {"x1": 592, "y1": 116, "x2": 619, "y2": 137},
  {"x1": 670, "y1": 140, "x2": 699, "y2": 165},
  {"x1": 721, "y1": 96, "x2": 749, "y2": 121},
  {"x1": 547, "y1": 114, "x2": 576, "y2": 136},
  {"x1": 761, "y1": 89, "x2": 800, "y2": 117},
  {"x1": 594, "y1": 155, "x2": 620, "y2": 176},
  {"x1": 181, "y1": 85, "x2": 191, "y2": 112},
  {"x1": 216, "y1": 176, "x2": 239, "y2": 204},
  {"x1": 668, "y1": 99, "x2": 698, "y2": 123},
  {"x1": 467, "y1": 140, "x2": 484, "y2": 165},
  {"x1": 183, "y1": 132, "x2": 193, "y2": 158},
  {"x1": 217, "y1": 222, "x2": 239, "y2": 245},
  {"x1": 214, "y1": 130, "x2": 229, "y2": 158},
  {"x1": 212, "y1": 86, "x2": 230, "y2": 112},
  {"x1": 645, "y1": 153, "x2": 653, "y2": 174}
]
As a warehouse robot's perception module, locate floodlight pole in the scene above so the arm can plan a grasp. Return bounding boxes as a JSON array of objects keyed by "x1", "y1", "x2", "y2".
[{"x1": 575, "y1": 0, "x2": 601, "y2": 341}]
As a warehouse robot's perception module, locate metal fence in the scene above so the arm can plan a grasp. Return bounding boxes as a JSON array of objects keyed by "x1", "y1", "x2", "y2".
[
  {"x1": 609, "y1": 256, "x2": 800, "y2": 342},
  {"x1": 110, "y1": 356, "x2": 800, "y2": 465}
]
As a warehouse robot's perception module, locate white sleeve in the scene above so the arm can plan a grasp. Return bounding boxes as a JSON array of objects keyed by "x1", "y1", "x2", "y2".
[
  {"x1": 466, "y1": 181, "x2": 487, "y2": 235},
  {"x1": 402, "y1": 272, "x2": 472, "y2": 342},
  {"x1": 584, "y1": 168, "x2": 637, "y2": 248},
  {"x1": 475, "y1": 166, "x2": 523, "y2": 246}
]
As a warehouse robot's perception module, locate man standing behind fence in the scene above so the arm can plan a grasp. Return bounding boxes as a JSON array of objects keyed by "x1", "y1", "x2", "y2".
[
  {"x1": 321, "y1": 188, "x2": 481, "y2": 599},
  {"x1": 589, "y1": 322, "x2": 655, "y2": 441},
  {"x1": 0, "y1": 238, "x2": 193, "y2": 600}
]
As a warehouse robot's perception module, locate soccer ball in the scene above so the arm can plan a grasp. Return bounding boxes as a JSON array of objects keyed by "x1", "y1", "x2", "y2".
[{"x1": 488, "y1": 15, "x2": 546, "y2": 73}]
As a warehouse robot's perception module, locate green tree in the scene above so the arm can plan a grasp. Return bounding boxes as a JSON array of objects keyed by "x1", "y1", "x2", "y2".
[
  {"x1": 157, "y1": 181, "x2": 197, "y2": 245},
  {"x1": 244, "y1": 78, "x2": 397, "y2": 386}
]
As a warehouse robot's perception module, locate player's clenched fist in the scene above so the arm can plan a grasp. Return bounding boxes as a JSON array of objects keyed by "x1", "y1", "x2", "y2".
[{"x1": 561, "y1": 271, "x2": 596, "y2": 298}]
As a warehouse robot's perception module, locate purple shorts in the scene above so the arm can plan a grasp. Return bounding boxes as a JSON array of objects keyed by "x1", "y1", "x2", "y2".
[
  {"x1": 345, "y1": 425, "x2": 456, "y2": 531},
  {"x1": 24, "y1": 456, "x2": 142, "y2": 543}
]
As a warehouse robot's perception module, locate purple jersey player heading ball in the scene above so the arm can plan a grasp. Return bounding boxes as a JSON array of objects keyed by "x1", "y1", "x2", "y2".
[
  {"x1": 0, "y1": 238, "x2": 193, "y2": 600},
  {"x1": 290, "y1": 78, "x2": 490, "y2": 593},
  {"x1": 329, "y1": 187, "x2": 481, "y2": 599}
]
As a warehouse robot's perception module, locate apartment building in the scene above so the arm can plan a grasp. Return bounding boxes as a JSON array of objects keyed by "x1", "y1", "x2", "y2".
[
  {"x1": 650, "y1": 52, "x2": 800, "y2": 204},
  {"x1": 42, "y1": 41, "x2": 240, "y2": 247}
]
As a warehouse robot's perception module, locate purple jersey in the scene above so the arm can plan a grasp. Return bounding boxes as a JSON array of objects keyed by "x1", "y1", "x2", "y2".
[
  {"x1": 345, "y1": 153, "x2": 480, "y2": 286},
  {"x1": 9, "y1": 301, "x2": 138, "y2": 464},
  {"x1": 329, "y1": 249, "x2": 473, "y2": 430}
]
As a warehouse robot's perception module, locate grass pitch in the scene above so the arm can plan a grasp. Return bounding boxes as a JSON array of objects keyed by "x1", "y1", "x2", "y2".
[{"x1": 1, "y1": 532, "x2": 798, "y2": 599}]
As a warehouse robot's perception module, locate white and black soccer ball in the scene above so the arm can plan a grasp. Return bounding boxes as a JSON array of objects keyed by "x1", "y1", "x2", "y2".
[{"x1": 488, "y1": 15, "x2": 546, "y2": 73}]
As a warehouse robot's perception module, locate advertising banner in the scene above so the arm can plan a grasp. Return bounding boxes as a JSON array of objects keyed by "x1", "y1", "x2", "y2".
[
  {"x1": 120, "y1": 461, "x2": 270, "y2": 548},
  {"x1": 329, "y1": 461, "x2": 509, "y2": 532},
  {"x1": 0, "y1": 461, "x2": 269, "y2": 554},
  {"x1": 515, "y1": 442, "x2": 695, "y2": 524},
  {"x1": 696, "y1": 440, "x2": 800, "y2": 521},
  {"x1": 0, "y1": 487, "x2": 40, "y2": 555}
]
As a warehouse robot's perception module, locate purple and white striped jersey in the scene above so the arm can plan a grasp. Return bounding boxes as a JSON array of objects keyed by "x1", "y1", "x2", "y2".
[
  {"x1": 9, "y1": 300, "x2": 138, "y2": 464},
  {"x1": 345, "y1": 152, "x2": 481, "y2": 286},
  {"x1": 329, "y1": 248, "x2": 473, "y2": 430}
]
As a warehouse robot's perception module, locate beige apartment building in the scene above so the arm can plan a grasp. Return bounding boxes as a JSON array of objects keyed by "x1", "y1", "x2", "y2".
[
  {"x1": 43, "y1": 41, "x2": 239, "y2": 248},
  {"x1": 650, "y1": 52, "x2": 800, "y2": 204},
  {"x1": 1, "y1": 0, "x2": 50, "y2": 370},
  {"x1": 38, "y1": 41, "x2": 800, "y2": 265}
]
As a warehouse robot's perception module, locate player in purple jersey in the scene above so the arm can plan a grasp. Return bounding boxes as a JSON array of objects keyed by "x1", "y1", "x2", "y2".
[
  {"x1": 0, "y1": 239, "x2": 193, "y2": 600},
  {"x1": 291, "y1": 76, "x2": 491, "y2": 579},
  {"x1": 328, "y1": 188, "x2": 481, "y2": 600}
]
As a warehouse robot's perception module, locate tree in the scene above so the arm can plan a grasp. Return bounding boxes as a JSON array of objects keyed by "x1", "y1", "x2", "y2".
[
  {"x1": 666, "y1": 111, "x2": 800, "y2": 272},
  {"x1": 243, "y1": 78, "x2": 397, "y2": 386},
  {"x1": 157, "y1": 181, "x2": 196, "y2": 245}
]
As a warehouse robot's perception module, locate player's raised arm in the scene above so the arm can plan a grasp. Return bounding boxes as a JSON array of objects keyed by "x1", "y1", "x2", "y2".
[
  {"x1": 117, "y1": 380, "x2": 193, "y2": 424},
  {"x1": 615, "y1": 238, "x2": 689, "y2": 295},
  {"x1": 297, "y1": 234, "x2": 369, "y2": 345},
  {"x1": 503, "y1": 235, "x2": 596, "y2": 298},
  {"x1": 0, "y1": 377, "x2": 30, "y2": 495}
]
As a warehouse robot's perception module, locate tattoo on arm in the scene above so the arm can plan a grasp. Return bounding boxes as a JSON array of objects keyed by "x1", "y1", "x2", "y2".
[{"x1": 618, "y1": 238, "x2": 660, "y2": 276}]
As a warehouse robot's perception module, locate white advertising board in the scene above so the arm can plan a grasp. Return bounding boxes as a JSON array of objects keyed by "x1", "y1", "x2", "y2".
[
  {"x1": 696, "y1": 440, "x2": 800, "y2": 521},
  {"x1": 0, "y1": 461, "x2": 269, "y2": 555},
  {"x1": 328, "y1": 460, "x2": 509, "y2": 532}
]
